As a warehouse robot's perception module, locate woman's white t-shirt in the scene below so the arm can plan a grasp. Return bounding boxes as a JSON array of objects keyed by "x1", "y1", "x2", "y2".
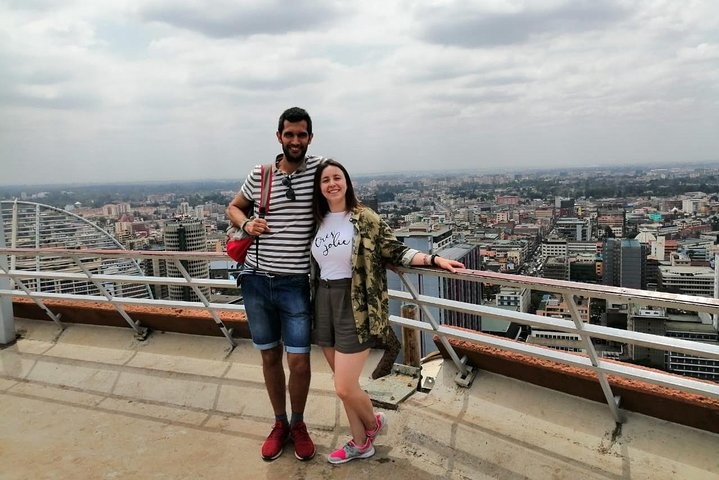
[{"x1": 311, "y1": 211, "x2": 353, "y2": 280}]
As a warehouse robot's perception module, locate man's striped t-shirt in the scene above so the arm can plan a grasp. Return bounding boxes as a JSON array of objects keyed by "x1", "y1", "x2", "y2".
[{"x1": 239, "y1": 155, "x2": 324, "y2": 275}]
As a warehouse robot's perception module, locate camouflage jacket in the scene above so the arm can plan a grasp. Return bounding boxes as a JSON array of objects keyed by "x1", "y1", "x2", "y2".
[{"x1": 347, "y1": 207, "x2": 419, "y2": 343}]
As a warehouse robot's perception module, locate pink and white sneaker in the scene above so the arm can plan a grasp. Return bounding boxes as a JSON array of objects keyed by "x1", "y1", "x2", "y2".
[
  {"x1": 366, "y1": 412, "x2": 387, "y2": 441},
  {"x1": 327, "y1": 438, "x2": 375, "y2": 464}
]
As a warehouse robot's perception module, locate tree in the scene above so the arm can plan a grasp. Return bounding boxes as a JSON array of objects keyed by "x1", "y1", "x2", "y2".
[
  {"x1": 589, "y1": 298, "x2": 606, "y2": 324},
  {"x1": 482, "y1": 284, "x2": 501, "y2": 302},
  {"x1": 529, "y1": 291, "x2": 549, "y2": 314}
]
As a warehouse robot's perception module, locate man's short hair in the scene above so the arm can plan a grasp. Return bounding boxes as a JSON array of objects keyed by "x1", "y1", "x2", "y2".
[{"x1": 278, "y1": 107, "x2": 312, "y2": 135}]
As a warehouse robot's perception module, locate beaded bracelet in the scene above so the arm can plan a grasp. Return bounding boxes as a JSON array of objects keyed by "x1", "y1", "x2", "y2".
[{"x1": 241, "y1": 218, "x2": 251, "y2": 234}]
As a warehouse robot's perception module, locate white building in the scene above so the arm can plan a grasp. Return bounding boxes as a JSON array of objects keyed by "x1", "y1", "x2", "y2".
[
  {"x1": 164, "y1": 220, "x2": 209, "y2": 302},
  {"x1": 495, "y1": 287, "x2": 530, "y2": 312},
  {"x1": 541, "y1": 238, "x2": 567, "y2": 260},
  {"x1": 178, "y1": 202, "x2": 192, "y2": 216},
  {"x1": 657, "y1": 266, "x2": 714, "y2": 297}
]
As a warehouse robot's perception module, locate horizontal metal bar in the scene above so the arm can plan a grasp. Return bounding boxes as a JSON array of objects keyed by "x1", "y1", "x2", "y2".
[
  {"x1": 391, "y1": 316, "x2": 719, "y2": 400},
  {"x1": 3, "y1": 270, "x2": 236, "y2": 289},
  {"x1": 4, "y1": 263, "x2": 716, "y2": 362},
  {"x1": 0, "y1": 289, "x2": 246, "y2": 313},
  {"x1": 390, "y1": 289, "x2": 579, "y2": 332},
  {"x1": 0, "y1": 247, "x2": 229, "y2": 262},
  {"x1": 3, "y1": 246, "x2": 719, "y2": 313},
  {"x1": 393, "y1": 266, "x2": 719, "y2": 315},
  {"x1": 392, "y1": 315, "x2": 594, "y2": 367},
  {"x1": 390, "y1": 289, "x2": 719, "y2": 360},
  {"x1": 581, "y1": 323, "x2": 719, "y2": 360},
  {"x1": 598, "y1": 359, "x2": 719, "y2": 399}
]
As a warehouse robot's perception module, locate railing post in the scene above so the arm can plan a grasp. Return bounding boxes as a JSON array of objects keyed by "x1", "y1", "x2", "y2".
[
  {"x1": 714, "y1": 252, "x2": 719, "y2": 330},
  {"x1": 0, "y1": 213, "x2": 15, "y2": 346},
  {"x1": 71, "y1": 256, "x2": 148, "y2": 340},
  {"x1": 170, "y1": 259, "x2": 237, "y2": 349},
  {"x1": 564, "y1": 292, "x2": 624, "y2": 423},
  {"x1": 396, "y1": 270, "x2": 476, "y2": 387},
  {"x1": 401, "y1": 304, "x2": 421, "y2": 367}
]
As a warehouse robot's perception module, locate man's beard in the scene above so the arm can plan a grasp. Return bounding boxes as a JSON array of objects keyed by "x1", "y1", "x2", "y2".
[{"x1": 282, "y1": 144, "x2": 307, "y2": 164}]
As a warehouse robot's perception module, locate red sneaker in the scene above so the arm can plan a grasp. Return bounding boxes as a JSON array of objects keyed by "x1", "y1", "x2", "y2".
[
  {"x1": 261, "y1": 421, "x2": 290, "y2": 461},
  {"x1": 290, "y1": 421, "x2": 316, "y2": 461}
]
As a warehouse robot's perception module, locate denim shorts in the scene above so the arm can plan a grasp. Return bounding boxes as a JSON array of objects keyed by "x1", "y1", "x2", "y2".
[{"x1": 239, "y1": 272, "x2": 312, "y2": 354}]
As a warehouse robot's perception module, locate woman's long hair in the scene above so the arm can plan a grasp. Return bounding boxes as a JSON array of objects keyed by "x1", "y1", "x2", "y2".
[{"x1": 312, "y1": 158, "x2": 361, "y2": 224}]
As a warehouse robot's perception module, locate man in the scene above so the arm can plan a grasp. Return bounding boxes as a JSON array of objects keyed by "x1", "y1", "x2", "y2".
[{"x1": 226, "y1": 107, "x2": 322, "y2": 461}]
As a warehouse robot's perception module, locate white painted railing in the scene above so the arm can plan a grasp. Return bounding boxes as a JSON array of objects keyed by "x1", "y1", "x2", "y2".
[{"x1": 1, "y1": 247, "x2": 718, "y2": 424}]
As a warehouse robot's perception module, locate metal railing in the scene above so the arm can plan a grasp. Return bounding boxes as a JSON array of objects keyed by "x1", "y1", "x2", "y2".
[
  {"x1": 0, "y1": 248, "x2": 244, "y2": 346},
  {"x1": 1, "y1": 247, "x2": 718, "y2": 424}
]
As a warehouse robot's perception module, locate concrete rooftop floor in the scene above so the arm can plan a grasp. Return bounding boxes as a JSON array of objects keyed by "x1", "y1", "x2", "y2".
[{"x1": 1, "y1": 318, "x2": 718, "y2": 480}]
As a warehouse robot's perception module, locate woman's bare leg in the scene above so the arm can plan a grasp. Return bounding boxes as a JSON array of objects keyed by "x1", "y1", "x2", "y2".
[{"x1": 333, "y1": 349, "x2": 375, "y2": 444}]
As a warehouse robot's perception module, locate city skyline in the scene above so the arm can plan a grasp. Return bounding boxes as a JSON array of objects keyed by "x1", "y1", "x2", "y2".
[
  {"x1": 2, "y1": 1, "x2": 718, "y2": 185},
  {"x1": 3, "y1": 158, "x2": 719, "y2": 189},
  {"x1": 3, "y1": 161, "x2": 719, "y2": 196}
]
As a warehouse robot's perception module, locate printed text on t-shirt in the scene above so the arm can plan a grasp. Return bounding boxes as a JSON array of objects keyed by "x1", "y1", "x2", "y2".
[{"x1": 315, "y1": 231, "x2": 350, "y2": 256}]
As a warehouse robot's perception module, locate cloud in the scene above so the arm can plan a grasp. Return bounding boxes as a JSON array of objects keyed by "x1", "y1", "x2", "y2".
[
  {"x1": 415, "y1": 1, "x2": 630, "y2": 47},
  {"x1": 0, "y1": 89, "x2": 100, "y2": 110},
  {"x1": 138, "y1": 0, "x2": 345, "y2": 38},
  {"x1": 0, "y1": 0, "x2": 718, "y2": 185}
]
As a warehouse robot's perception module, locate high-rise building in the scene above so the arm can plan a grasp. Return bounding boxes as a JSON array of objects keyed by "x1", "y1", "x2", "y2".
[
  {"x1": 602, "y1": 238, "x2": 647, "y2": 289},
  {"x1": 439, "y1": 243, "x2": 483, "y2": 330},
  {"x1": 558, "y1": 198, "x2": 576, "y2": 218},
  {"x1": 142, "y1": 256, "x2": 169, "y2": 300},
  {"x1": 389, "y1": 224, "x2": 483, "y2": 355},
  {"x1": 164, "y1": 220, "x2": 209, "y2": 302}
]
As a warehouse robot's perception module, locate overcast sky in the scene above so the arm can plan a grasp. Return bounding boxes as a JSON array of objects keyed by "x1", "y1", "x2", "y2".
[{"x1": 1, "y1": 1, "x2": 718, "y2": 186}]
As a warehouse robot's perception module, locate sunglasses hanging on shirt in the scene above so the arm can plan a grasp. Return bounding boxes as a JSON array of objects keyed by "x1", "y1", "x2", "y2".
[{"x1": 282, "y1": 176, "x2": 296, "y2": 201}]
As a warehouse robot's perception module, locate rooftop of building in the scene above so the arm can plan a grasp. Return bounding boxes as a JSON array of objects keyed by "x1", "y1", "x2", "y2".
[
  {"x1": 665, "y1": 320, "x2": 719, "y2": 334},
  {"x1": 658, "y1": 265, "x2": 715, "y2": 274},
  {"x1": 394, "y1": 223, "x2": 452, "y2": 237},
  {"x1": 436, "y1": 244, "x2": 475, "y2": 260},
  {"x1": 2, "y1": 245, "x2": 719, "y2": 479},
  {"x1": 3, "y1": 316, "x2": 718, "y2": 480}
]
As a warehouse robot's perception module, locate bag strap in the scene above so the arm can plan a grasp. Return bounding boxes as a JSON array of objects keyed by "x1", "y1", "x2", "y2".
[
  {"x1": 258, "y1": 162, "x2": 273, "y2": 215},
  {"x1": 254, "y1": 162, "x2": 274, "y2": 270}
]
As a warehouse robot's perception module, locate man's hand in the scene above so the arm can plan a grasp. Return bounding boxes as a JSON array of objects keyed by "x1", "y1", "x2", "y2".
[{"x1": 244, "y1": 218, "x2": 270, "y2": 236}]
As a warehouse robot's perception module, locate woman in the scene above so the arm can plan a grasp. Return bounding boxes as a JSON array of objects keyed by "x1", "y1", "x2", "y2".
[{"x1": 311, "y1": 159, "x2": 464, "y2": 464}]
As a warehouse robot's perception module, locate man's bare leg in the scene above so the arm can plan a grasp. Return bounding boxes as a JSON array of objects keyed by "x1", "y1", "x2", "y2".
[
  {"x1": 287, "y1": 352, "x2": 311, "y2": 414},
  {"x1": 261, "y1": 346, "x2": 286, "y2": 415}
]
